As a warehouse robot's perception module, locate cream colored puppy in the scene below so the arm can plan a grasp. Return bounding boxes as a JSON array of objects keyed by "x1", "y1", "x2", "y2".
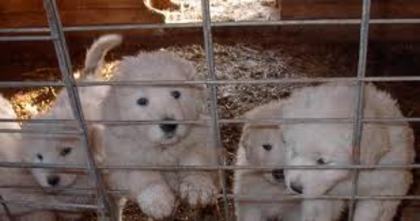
[
  {"x1": 0, "y1": 95, "x2": 57, "y2": 221},
  {"x1": 100, "y1": 44, "x2": 219, "y2": 219},
  {"x1": 234, "y1": 101, "x2": 300, "y2": 221},
  {"x1": 282, "y1": 83, "x2": 415, "y2": 221},
  {"x1": 21, "y1": 34, "x2": 121, "y2": 220}
]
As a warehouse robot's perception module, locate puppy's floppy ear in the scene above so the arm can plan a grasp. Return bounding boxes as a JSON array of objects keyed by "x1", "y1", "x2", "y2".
[
  {"x1": 183, "y1": 62, "x2": 207, "y2": 115},
  {"x1": 88, "y1": 124, "x2": 106, "y2": 164},
  {"x1": 177, "y1": 58, "x2": 206, "y2": 92},
  {"x1": 102, "y1": 87, "x2": 123, "y2": 120},
  {"x1": 239, "y1": 125, "x2": 254, "y2": 163},
  {"x1": 177, "y1": 57, "x2": 196, "y2": 81}
]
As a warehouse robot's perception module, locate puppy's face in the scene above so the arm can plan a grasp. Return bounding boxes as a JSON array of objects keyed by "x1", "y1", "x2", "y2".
[
  {"x1": 23, "y1": 136, "x2": 85, "y2": 189},
  {"x1": 112, "y1": 85, "x2": 203, "y2": 145},
  {"x1": 240, "y1": 125, "x2": 287, "y2": 185},
  {"x1": 284, "y1": 125, "x2": 352, "y2": 195},
  {"x1": 105, "y1": 52, "x2": 205, "y2": 146}
]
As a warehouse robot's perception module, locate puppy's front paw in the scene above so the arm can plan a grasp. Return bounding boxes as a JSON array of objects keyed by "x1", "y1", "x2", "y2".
[
  {"x1": 137, "y1": 184, "x2": 175, "y2": 219},
  {"x1": 180, "y1": 174, "x2": 218, "y2": 207}
]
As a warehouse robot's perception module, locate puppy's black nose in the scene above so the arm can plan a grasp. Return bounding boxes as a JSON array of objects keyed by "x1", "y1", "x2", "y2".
[
  {"x1": 290, "y1": 182, "x2": 303, "y2": 194},
  {"x1": 47, "y1": 175, "x2": 60, "y2": 187},
  {"x1": 272, "y1": 169, "x2": 284, "y2": 181},
  {"x1": 159, "y1": 117, "x2": 178, "y2": 134}
]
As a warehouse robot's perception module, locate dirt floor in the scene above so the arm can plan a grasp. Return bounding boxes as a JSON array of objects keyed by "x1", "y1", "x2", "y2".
[{"x1": 1, "y1": 0, "x2": 420, "y2": 220}]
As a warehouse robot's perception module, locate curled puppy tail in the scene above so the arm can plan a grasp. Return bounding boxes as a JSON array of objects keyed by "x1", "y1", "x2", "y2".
[{"x1": 83, "y1": 34, "x2": 122, "y2": 79}]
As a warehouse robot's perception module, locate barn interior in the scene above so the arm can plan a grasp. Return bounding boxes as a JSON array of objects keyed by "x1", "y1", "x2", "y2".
[{"x1": 0, "y1": 0, "x2": 419, "y2": 220}]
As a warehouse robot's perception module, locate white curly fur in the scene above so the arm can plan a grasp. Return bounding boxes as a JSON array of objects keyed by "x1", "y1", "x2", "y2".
[
  {"x1": 20, "y1": 34, "x2": 122, "y2": 220},
  {"x1": 100, "y1": 49, "x2": 220, "y2": 219},
  {"x1": 234, "y1": 101, "x2": 300, "y2": 221},
  {"x1": 0, "y1": 95, "x2": 58, "y2": 220},
  {"x1": 282, "y1": 83, "x2": 415, "y2": 221}
]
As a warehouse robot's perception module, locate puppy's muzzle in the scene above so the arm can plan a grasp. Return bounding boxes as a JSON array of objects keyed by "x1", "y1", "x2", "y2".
[
  {"x1": 47, "y1": 175, "x2": 60, "y2": 187},
  {"x1": 159, "y1": 117, "x2": 178, "y2": 135},
  {"x1": 272, "y1": 169, "x2": 284, "y2": 182},
  {"x1": 290, "y1": 181, "x2": 303, "y2": 194}
]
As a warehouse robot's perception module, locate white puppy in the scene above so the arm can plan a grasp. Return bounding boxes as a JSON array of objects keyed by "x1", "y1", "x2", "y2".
[
  {"x1": 282, "y1": 83, "x2": 415, "y2": 221},
  {"x1": 100, "y1": 44, "x2": 220, "y2": 219},
  {"x1": 21, "y1": 34, "x2": 121, "y2": 220},
  {"x1": 234, "y1": 101, "x2": 300, "y2": 221},
  {"x1": 0, "y1": 95, "x2": 57, "y2": 221}
]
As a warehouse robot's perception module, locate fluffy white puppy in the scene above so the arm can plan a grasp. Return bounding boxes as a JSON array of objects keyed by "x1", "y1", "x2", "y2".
[
  {"x1": 21, "y1": 34, "x2": 121, "y2": 220},
  {"x1": 21, "y1": 122, "x2": 108, "y2": 221},
  {"x1": 0, "y1": 95, "x2": 57, "y2": 221},
  {"x1": 282, "y1": 83, "x2": 415, "y2": 221},
  {"x1": 234, "y1": 101, "x2": 300, "y2": 221},
  {"x1": 100, "y1": 44, "x2": 220, "y2": 219}
]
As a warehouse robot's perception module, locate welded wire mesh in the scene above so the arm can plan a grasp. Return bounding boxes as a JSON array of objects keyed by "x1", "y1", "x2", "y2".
[{"x1": 0, "y1": 0, "x2": 419, "y2": 220}]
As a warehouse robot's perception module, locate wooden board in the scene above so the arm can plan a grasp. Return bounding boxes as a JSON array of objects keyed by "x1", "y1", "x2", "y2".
[{"x1": 0, "y1": 0, "x2": 164, "y2": 28}]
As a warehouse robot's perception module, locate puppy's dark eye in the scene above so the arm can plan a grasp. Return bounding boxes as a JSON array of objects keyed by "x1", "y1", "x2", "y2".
[
  {"x1": 60, "y1": 147, "x2": 72, "y2": 156},
  {"x1": 137, "y1": 97, "x2": 149, "y2": 106},
  {"x1": 36, "y1": 153, "x2": 43, "y2": 161},
  {"x1": 262, "y1": 144, "x2": 272, "y2": 151},
  {"x1": 171, "y1": 90, "x2": 181, "y2": 99},
  {"x1": 317, "y1": 158, "x2": 327, "y2": 165}
]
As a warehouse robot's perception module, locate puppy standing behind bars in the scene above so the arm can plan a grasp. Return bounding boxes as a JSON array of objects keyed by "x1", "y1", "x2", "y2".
[
  {"x1": 234, "y1": 101, "x2": 300, "y2": 221},
  {"x1": 0, "y1": 95, "x2": 58, "y2": 221},
  {"x1": 282, "y1": 83, "x2": 415, "y2": 221},
  {"x1": 96, "y1": 35, "x2": 220, "y2": 219},
  {"x1": 21, "y1": 34, "x2": 122, "y2": 220}
]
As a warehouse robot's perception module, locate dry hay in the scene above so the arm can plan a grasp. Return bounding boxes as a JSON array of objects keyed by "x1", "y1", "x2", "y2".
[{"x1": 162, "y1": 0, "x2": 280, "y2": 23}]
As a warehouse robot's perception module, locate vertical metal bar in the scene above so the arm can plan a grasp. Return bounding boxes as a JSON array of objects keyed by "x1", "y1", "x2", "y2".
[
  {"x1": 348, "y1": 0, "x2": 371, "y2": 220},
  {"x1": 200, "y1": 0, "x2": 231, "y2": 220},
  {"x1": 42, "y1": 1, "x2": 115, "y2": 220}
]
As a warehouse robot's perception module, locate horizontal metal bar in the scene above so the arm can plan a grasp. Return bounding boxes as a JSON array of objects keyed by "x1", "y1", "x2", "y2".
[
  {"x1": 0, "y1": 27, "x2": 50, "y2": 34},
  {"x1": 228, "y1": 194, "x2": 420, "y2": 203},
  {"x1": 1, "y1": 161, "x2": 420, "y2": 171},
  {"x1": 3, "y1": 185, "x2": 420, "y2": 203},
  {"x1": 0, "y1": 185, "x2": 127, "y2": 197},
  {"x1": 0, "y1": 117, "x2": 418, "y2": 135},
  {"x1": 0, "y1": 35, "x2": 54, "y2": 41},
  {"x1": 0, "y1": 185, "x2": 91, "y2": 193},
  {"x1": 98, "y1": 164, "x2": 420, "y2": 171},
  {"x1": 0, "y1": 199, "x2": 98, "y2": 212},
  {"x1": 3, "y1": 193, "x2": 420, "y2": 214},
  {"x1": 213, "y1": 18, "x2": 420, "y2": 27},
  {"x1": 0, "y1": 162, "x2": 87, "y2": 170},
  {"x1": 2, "y1": 186, "x2": 420, "y2": 203},
  {"x1": 0, "y1": 128, "x2": 82, "y2": 135},
  {"x1": 2, "y1": 18, "x2": 420, "y2": 34},
  {"x1": 23, "y1": 117, "x2": 420, "y2": 125},
  {"x1": 88, "y1": 117, "x2": 420, "y2": 126},
  {"x1": 0, "y1": 118, "x2": 75, "y2": 124},
  {"x1": 77, "y1": 76, "x2": 420, "y2": 87},
  {"x1": 0, "y1": 81, "x2": 64, "y2": 88},
  {"x1": 0, "y1": 76, "x2": 418, "y2": 89}
]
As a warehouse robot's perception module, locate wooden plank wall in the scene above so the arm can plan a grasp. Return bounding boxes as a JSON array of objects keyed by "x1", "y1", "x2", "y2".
[{"x1": 0, "y1": 0, "x2": 164, "y2": 28}]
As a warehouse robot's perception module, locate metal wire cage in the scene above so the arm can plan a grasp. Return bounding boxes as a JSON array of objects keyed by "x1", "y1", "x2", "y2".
[{"x1": 0, "y1": 0, "x2": 419, "y2": 220}]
